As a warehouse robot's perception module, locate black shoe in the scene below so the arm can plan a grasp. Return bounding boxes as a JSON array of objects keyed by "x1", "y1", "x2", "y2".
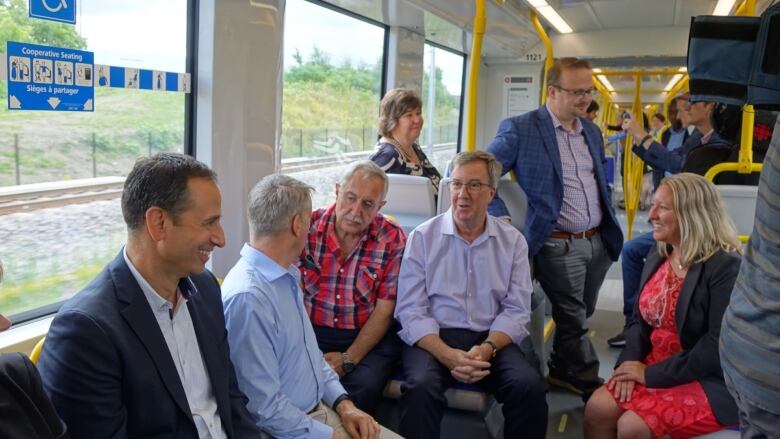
[
  {"x1": 547, "y1": 366, "x2": 603, "y2": 396},
  {"x1": 607, "y1": 331, "x2": 626, "y2": 347}
]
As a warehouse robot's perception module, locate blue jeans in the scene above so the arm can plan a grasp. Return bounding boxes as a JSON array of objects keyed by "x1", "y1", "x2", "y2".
[{"x1": 620, "y1": 232, "x2": 656, "y2": 325}]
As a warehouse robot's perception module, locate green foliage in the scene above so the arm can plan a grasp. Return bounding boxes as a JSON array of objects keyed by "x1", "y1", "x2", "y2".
[
  {"x1": 0, "y1": 88, "x2": 185, "y2": 186},
  {"x1": 281, "y1": 47, "x2": 461, "y2": 158}
]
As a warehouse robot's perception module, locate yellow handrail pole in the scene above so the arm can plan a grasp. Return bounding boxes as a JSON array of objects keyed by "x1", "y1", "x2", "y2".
[
  {"x1": 738, "y1": 105, "x2": 755, "y2": 172},
  {"x1": 464, "y1": 0, "x2": 486, "y2": 152},
  {"x1": 668, "y1": 75, "x2": 689, "y2": 98},
  {"x1": 623, "y1": 74, "x2": 644, "y2": 239},
  {"x1": 705, "y1": 163, "x2": 763, "y2": 181},
  {"x1": 531, "y1": 10, "x2": 554, "y2": 105},
  {"x1": 735, "y1": 0, "x2": 756, "y2": 16}
]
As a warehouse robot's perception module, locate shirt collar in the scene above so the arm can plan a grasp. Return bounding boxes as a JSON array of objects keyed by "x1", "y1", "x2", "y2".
[
  {"x1": 240, "y1": 243, "x2": 299, "y2": 284},
  {"x1": 441, "y1": 208, "x2": 497, "y2": 241},
  {"x1": 700, "y1": 129, "x2": 715, "y2": 144},
  {"x1": 546, "y1": 103, "x2": 583, "y2": 134},
  {"x1": 122, "y1": 246, "x2": 195, "y2": 313}
]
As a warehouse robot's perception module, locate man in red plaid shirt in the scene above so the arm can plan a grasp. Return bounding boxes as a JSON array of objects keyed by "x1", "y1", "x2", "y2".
[{"x1": 299, "y1": 161, "x2": 406, "y2": 415}]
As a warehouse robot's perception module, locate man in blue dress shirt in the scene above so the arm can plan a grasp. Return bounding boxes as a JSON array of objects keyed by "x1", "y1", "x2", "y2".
[
  {"x1": 395, "y1": 151, "x2": 547, "y2": 439},
  {"x1": 222, "y1": 174, "x2": 401, "y2": 439}
]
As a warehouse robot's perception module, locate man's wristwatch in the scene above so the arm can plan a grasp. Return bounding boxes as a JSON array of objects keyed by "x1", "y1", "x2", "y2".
[
  {"x1": 332, "y1": 393, "x2": 351, "y2": 411},
  {"x1": 341, "y1": 352, "x2": 356, "y2": 374},
  {"x1": 482, "y1": 340, "x2": 498, "y2": 359}
]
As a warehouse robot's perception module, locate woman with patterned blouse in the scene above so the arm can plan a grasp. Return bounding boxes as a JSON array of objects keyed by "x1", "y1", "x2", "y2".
[{"x1": 369, "y1": 88, "x2": 442, "y2": 196}]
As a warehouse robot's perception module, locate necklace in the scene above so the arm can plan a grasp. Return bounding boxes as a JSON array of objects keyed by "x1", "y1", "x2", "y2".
[{"x1": 384, "y1": 137, "x2": 417, "y2": 163}]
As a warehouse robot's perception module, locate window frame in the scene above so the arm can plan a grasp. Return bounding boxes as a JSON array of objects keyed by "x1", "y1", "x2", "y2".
[
  {"x1": 6, "y1": 0, "x2": 198, "y2": 325},
  {"x1": 422, "y1": 40, "x2": 467, "y2": 154}
]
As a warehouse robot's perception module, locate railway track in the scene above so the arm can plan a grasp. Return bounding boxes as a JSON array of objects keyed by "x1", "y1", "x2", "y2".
[
  {"x1": 0, "y1": 143, "x2": 456, "y2": 215},
  {"x1": 0, "y1": 177, "x2": 126, "y2": 215}
]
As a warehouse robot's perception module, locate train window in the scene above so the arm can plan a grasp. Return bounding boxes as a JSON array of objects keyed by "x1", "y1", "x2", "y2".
[
  {"x1": 0, "y1": 0, "x2": 190, "y2": 321},
  {"x1": 281, "y1": 0, "x2": 386, "y2": 209},
  {"x1": 420, "y1": 43, "x2": 465, "y2": 173}
]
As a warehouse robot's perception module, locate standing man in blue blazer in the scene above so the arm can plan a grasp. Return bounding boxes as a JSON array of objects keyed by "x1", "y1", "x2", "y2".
[
  {"x1": 486, "y1": 57, "x2": 623, "y2": 400},
  {"x1": 37, "y1": 153, "x2": 260, "y2": 439}
]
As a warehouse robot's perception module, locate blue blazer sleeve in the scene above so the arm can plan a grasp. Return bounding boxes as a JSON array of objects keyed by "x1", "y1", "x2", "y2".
[{"x1": 486, "y1": 117, "x2": 522, "y2": 218}]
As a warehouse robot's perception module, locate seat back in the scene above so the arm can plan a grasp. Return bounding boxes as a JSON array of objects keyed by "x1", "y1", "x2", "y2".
[
  {"x1": 383, "y1": 174, "x2": 436, "y2": 232},
  {"x1": 437, "y1": 177, "x2": 452, "y2": 215},
  {"x1": 717, "y1": 185, "x2": 759, "y2": 236}
]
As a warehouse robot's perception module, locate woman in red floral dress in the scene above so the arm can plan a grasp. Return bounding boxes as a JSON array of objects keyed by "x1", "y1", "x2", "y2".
[{"x1": 584, "y1": 173, "x2": 743, "y2": 439}]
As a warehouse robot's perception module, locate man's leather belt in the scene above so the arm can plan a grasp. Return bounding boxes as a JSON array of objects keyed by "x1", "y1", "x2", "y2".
[{"x1": 549, "y1": 228, "x2": 598, "y2": 239}]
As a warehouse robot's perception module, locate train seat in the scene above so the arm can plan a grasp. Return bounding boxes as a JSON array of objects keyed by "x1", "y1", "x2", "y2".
[
  {"x1": 716, "y1": 185, "x2": 758, "y2": 236},
  {"x1": 383, "y1": 174, "x2": 436, "y2": 233}
]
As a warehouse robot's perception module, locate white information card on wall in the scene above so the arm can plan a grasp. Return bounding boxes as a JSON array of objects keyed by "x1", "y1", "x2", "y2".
[{"x1": 503, "y1": 75, "x2": 536, "y2": 118}]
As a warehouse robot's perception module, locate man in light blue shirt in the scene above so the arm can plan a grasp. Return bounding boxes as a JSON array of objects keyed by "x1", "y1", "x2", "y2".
[
  {"x1": 395, "y1": 151, "x2": 547, "y2": 439},
  {"x1": 222, "y1": 174, "x2": 401, "y2": 439}
]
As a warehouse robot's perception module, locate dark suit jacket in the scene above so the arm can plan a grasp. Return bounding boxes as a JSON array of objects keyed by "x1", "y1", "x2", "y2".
[
  {"x1": 651, "y1": 128, "x2": 692, "y2": 188},
  {"x1": 486, "y1": 105, "x2": 623, "y2": 260},
  {"x1": 617, "y1": 249, "x2": 741, "y2": 425},
  {"x1": 0, "y1": 352, "x2": 69, "y2": 439},
  {"x1": 37, "y1": 252, "x2": 259, "y2": 439}
]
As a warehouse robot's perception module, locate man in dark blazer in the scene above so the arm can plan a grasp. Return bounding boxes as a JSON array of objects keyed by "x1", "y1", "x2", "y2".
[
  {"x1": 37, "y1": 153, "x2": 260, "y2": 439},
  {"x1": 486, "y1": 57, "x2": 623, "y2": 399}
]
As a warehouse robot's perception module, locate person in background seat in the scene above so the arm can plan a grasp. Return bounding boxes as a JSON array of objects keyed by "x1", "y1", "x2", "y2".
[
  {"x1": 585, "y1": 173, "x2": 742, "y2": 439},
  {"x1": 395, "y1": 151, "x2": 547, "y2": 439}
]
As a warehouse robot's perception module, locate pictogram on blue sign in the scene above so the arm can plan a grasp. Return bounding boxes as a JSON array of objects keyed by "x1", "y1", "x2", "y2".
[
  {"x1": 29, "y1": 0, "x2": 76, "y2": 24},
  {"x1": 7, "y1": 41, "x2": 94, "y2": 111}
]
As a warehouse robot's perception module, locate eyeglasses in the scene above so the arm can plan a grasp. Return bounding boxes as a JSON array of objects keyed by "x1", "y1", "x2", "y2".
[
  {"x1": 553, "y1": 85, "x2": 596, "y2": 98},
  {"x1": 448, "y1": 180, "x2": 491, "y2": 193}
]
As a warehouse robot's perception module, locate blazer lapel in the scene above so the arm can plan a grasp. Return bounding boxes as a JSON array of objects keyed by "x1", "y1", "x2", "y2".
[
  {"x1": 638, "y1": 249, "x2": 664, "y2": 293},
  {"x1": 537, "y1": 106, "x2": 563, "y2": 183},
  {"x1": 675, "y1": 261, "x2": 703, "y2": 333},
  {"x1": 111, "y1": 254, "x2": 192, "y2": 419}
]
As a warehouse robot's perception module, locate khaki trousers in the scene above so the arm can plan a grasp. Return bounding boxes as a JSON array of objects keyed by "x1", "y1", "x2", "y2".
[{"x1": 260, "y1": 402, "x2": 403, "y2": 439}]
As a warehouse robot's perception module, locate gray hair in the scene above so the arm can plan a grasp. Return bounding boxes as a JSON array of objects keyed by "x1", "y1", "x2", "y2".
[
  {"x1": 340, "y1": 160, "x2": 389, "y2": 199},
  {"x1": 248, "y1": 174, "x2": 313, "y2": 238},
  {"x1": 450, "y1": 151, "x2": 502, "y2": 188}
]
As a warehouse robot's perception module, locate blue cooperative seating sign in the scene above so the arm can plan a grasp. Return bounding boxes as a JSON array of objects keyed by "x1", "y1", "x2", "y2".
[
  {"x1": 29, "y1": 0, "x2": 76, "y2": 24},
  {"x1": 6, "y1": 41, "x2": 94, "y2": 112}
]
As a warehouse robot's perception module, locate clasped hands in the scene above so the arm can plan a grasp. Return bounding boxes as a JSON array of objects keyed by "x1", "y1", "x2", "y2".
[
  {"x1": 445, "y1": 344, "x2": 492, "y2": 384},
  {"x1": 607, "y1": 360, "x2": 647, "y2": 403}
]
